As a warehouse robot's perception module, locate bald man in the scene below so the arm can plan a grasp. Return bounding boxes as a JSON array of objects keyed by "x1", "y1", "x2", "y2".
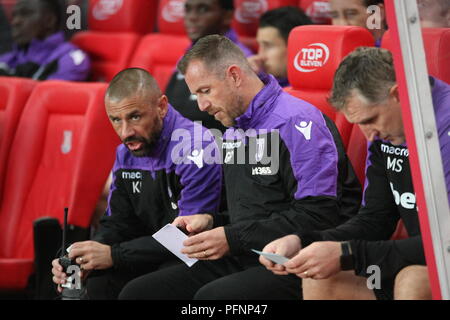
[{"x1": 51, "y1": 68, "x2": 223, "y2": 299}]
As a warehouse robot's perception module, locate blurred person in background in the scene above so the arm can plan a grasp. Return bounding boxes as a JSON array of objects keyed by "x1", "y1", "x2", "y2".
[
  {"x1": 247, "y1": 6, "x2": 313, "y2": 88},
  {"x1": 329, "y1": 0, "x2": 386, "y2": 46},
  {"x1": 417, "y1": 0, "x2": 450, "y2": 28},
  {"x1": 0, "y1": 0, "x2": 90, "y2": 80}
]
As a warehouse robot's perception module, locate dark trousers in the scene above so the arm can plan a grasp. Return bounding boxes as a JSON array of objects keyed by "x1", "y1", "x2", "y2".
[
  {"x1": 84, "y1": 259, "x2": 181, "y2": 300},
  {"x1": 118, "y1": 257, "x2": 302, "y2": 300}
]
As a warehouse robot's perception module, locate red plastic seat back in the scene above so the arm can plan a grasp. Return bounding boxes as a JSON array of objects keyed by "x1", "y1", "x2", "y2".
[
  {"x1": 381, "y1": 28, "x2": 450, "y2": 84},
  {"x1": 0, "y1": 77, "x2": 36, "y2": 200},
  {"x1": 87, "y1": 0, "x2": 158, "y2": 33},
  {"x1": 71, "y1": 32, "x2": 140, "y2": 82},
  {"x1": 129, "y1": 34, "x2": 190, "y2": 92},
  {"x1": 158, "y1": 0, "x2": 187, "y2": 35},
  {"x1": 1, "y1": 0, "x2": 16, "y2": 21},
  {"x1": 129, "y1": 0, "x2": 190, "y2": 91},
  {"x1": 0, "y1": 81, "x2": 119, "y2": 260},
  {"x1": 298, "y1": 0, "x2": 331, "y2": 24},
  {"x1": 287, "y1": 25, "x2": 374, "y2": 147},
  {"x1": 346, "y1": 125, "x2": 367, "y2": 186}
]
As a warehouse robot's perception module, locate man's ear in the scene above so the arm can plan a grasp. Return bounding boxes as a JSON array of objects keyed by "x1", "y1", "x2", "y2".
[
  {"x1": 390, "y1": 84, "x2": 400, "y2": 103},
  {"x1": 226, "y1": 65, "x2": 242, "y2": 87},
  {"x1": 158, "y1": 95, "x2": 169, "y2": 118}
]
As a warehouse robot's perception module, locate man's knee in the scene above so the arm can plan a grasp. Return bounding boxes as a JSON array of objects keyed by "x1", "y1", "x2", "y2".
[
  {"x1": 303, "y1": 271, "x2": 376, "y2": 300},
  {"x1": 194, "y1": 280, "x2": 246, "y2": 300},
  {"x1": 394, "y1": 265, "x2": 431, "y2": 300}
]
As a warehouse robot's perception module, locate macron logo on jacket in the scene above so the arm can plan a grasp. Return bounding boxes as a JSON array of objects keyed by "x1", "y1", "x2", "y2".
[
  {"x1": 187, "y1": 149, "x2": 204, "y2": 169},
  {"x1": 295, "y1": 121, "x2": 313, "y2": 140}
]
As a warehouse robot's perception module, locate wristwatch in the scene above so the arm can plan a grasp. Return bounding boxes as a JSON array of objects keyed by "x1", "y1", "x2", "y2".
[{"x1": 340, "y1": 241, "x2": 354, "y2": 271}]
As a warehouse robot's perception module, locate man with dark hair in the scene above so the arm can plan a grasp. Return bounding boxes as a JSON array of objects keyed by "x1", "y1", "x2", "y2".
[
  {"x1": 329, "y1": 0, "x2": 386, "y2": 45},
  {"x1": 51, "y1": 68, "x2": 223, "y2": 299},
  {"x1": 0, "y1": 0, "x2": 90, "y2": 80},
  {"x1": 165, "y1": 0, "x2": 253, "y2": 133},
  {"x1": 248, "y1": 6, "x2": 313, "y2": 87},
  {"x1": 118, "y1": 35, "x2": 361, "y2": 300},
  {"x1": 417, "y1": 0, "x2": 450, "y2": 28},
  {"x1": 260, "y1": 47, "x2": 450, "y2": 300}
]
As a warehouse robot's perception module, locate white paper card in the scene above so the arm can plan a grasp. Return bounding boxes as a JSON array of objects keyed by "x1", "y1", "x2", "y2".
[
  {"x1": 152, "y1": 224, "x2": 198, "y2": 267},
  {"x1": 251, "y1": 249, "x2": 289, "y2": 265}
]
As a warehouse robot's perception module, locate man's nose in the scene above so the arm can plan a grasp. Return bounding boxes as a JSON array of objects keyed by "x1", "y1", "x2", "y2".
[
  {"x1": 120, "y1": 122, "x2": 135, "y2": 140},
  {"x1": 197, "y1": 97, "x2": 211, "y2": 112},
  {"x1": 332, "y1": 17, "x2": 349, "y2": 26}
]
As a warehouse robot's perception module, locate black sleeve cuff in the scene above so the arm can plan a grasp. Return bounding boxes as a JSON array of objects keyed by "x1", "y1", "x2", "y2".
[
  {"x1": 224, "y1": 225, "x2": 246, "y2": 255},
  {"x1": 213, "y1": 211, "x2": 230, "y2": 228},
  {"x1": 110, "y1": 243, "x2": 125, "y2": 270},
  {"x1": 296, "y1": 231, "x2": 323, "y2": 248}
]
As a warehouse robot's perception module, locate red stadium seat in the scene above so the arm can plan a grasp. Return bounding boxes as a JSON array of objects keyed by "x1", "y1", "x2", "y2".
[
  {"x1": 87, "y1": 0, "x2": 158, "y2": 34},
  {"x1": 129, "y1": 0, "x2": 190, "y2": 91},
  {"x1": 381, "y1": 28, "x2": 450, "y2": 84},
  {"x1": 71, "y1": 32, "x2": 140, "y2": 82},
  {"x1": 129, "y1": 35, "x2": 190, "y2": 92},
  {"x1": 0, "y1": 77, "x2": 36, "y2": 201},
  {"x1": 0, "y1": 81, "x2": 120, "y2": 290},
  {"x1": 70, "y1": 0, "x2": 158, "y2": 82},
  {"x1": 157, "y1": 0, "x2": 187, "y2": 36},
  {"x1": 285, "y1": 25, "x2": 375, "y2": 148},
  {"x1": 346, "y1": 125, "x2": 367, "y2": 186},
  {"x1": 232, "y1": 0, "x2": 298, "y2": 52},
  {"x1": 1, "y1": 0, "x2": 15, "y2": 21},
  {"x1": 298, "y1": 0, "x2": 331, "y2": 24}
]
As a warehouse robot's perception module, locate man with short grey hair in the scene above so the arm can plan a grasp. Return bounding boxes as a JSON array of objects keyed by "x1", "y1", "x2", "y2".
[
  {"x1": 118, "y1": 35, "x2": 361, "y2": 300},
  {"x1": 260, "y1": 47, "x2": 450, "y2": 300}
]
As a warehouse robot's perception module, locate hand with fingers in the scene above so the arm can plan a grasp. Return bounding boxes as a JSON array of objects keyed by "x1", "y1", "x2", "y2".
[
  {"x1": 67, "y1": 241, "x2": 113, "y2": 271},
  {"x1": 172, "y1": 213, "x2": 214, "y2": 236},
  {"x1": 181, "y1": 227, "x2": 229, "y2": 260},
  {"x1": 284, "y1": 241, "x2": 342, "y2": 280},
  {"x1": 51, "y1": 258, "x2": 87, "y2": 293},
  {"x1": 259, "y1": 234, "x2": 302, "y2": 275}
]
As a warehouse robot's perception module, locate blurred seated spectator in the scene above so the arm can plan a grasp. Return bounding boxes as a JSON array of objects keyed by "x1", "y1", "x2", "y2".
[
  {"x1": 417, "y1": 0, "x2": 450, "y2": 28},
  {"x1": 247, "y1": 6, "x2": 313, "y2": 87},
  {"x1": 0, "y1": 0, "x2": 90, "y2": 81},
  {"x1": 165, "y1": 0, "x2": 253, "y2": 133},
  {"x1": 329, "y1": 0, "x2": 386, "y2": 46},
  {"x1": 0, "y1": 4, "x2": 12, "y2": 54}
]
